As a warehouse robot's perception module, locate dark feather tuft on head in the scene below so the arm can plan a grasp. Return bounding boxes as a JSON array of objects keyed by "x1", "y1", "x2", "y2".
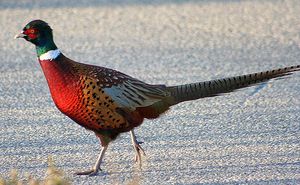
[{"x1": 23, "y1": 19, "x2": 52, "y2": 31}]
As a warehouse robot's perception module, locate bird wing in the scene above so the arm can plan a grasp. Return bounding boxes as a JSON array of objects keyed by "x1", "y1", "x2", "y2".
[
  {"x1": 102, "y1": 79, "x2": 170, "y2": 110},
  {"x1": 75, "y1": 64, "x2": 171, "y2": 130},
  {"x1": 80, "y1": 64, "x2": 170, "y2": 110}
]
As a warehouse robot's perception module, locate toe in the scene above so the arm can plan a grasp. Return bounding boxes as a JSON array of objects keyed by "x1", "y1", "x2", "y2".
[{"x1": 75, "y1": 169, "x2": 98, "y2": 176}]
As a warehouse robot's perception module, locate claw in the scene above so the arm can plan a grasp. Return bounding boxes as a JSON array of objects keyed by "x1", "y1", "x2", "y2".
[
  {"x1": 134, "y1": 142, "x2": 146, "y2": 168},
  {"x1": 75, "y1": 145, "x2": 107, "y2": 176},
  {"x1": 75, "y1": 168, "x2": 100, "y2": 176},
  {"x1": 134, "y1": 142, "x2": 146, "y2": 157},
  {"x1": 130, "y1": 130, "x2": 146, "y2": 168}
]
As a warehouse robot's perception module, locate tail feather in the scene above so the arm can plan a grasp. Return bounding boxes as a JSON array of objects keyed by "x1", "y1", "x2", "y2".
[{"x1": 167, "y1": 65, "x2": 300, "y2": 105}]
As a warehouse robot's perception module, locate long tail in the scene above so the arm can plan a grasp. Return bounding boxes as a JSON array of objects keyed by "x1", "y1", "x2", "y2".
[{"x1": 167, "y1": 65, "x2": 300, "y2": 105}]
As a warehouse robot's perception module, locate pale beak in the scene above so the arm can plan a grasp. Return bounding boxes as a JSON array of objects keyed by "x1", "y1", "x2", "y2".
[{"x1": 14, "y1": 32, "x2": 26, "y2": 39}]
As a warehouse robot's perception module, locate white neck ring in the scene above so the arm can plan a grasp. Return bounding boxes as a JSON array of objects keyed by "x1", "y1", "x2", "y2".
[{"x1": 39, "y1": 49, "x2": 61, "y2": 61}]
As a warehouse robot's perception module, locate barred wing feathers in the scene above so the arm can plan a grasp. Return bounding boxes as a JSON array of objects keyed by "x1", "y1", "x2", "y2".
[
  {"x1": 103, "y1": 80, "x2": 170, "y2": 110},
  {"x1": 80, "y1": 64, "x2": 173, "y2": 119}
]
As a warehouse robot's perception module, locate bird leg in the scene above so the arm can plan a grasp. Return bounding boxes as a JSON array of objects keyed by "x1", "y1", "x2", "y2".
[
  {"x1": 130, "y1": 130, "x2": 146, "y2": 168},
  {"x1": 75, "y1": 145, "x2": 108, "y2": 176}
]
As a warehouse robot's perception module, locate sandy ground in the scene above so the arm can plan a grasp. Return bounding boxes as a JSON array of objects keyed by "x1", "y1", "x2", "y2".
[{"x1": 0, "y1": 0, "x2": 300, "y2": 184}]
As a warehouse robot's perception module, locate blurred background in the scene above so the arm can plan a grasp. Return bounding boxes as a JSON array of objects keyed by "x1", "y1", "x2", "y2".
[{"x1": 1, "y1": 0, "x2": 300, "y2": 184}]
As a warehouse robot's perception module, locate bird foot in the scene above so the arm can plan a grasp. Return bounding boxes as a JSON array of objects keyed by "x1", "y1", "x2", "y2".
[
  {"x1": 75, "y1": 168, "x2": 101, "y2": 176},
  {"x1": 130, "y1": 130, "x2": 146, "y2": 168},
  {"x1": 133, "y1": 141, "x2": 146, "y2": 168}
]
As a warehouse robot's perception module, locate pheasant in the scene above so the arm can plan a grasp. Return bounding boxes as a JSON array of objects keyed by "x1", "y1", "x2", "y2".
[{"x1": 15, "y1": 20, "x2": 300, "y2": 176}]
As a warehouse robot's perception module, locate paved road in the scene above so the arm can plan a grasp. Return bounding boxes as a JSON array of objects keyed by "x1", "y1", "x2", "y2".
[{"x1": 0, "y1": 0, "x2": 300, "y2": 184}]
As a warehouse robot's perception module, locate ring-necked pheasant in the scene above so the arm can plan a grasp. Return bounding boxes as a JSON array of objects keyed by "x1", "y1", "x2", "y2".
[{"x1": 15, "y1": 20, "x2": 300, "y2": 176}]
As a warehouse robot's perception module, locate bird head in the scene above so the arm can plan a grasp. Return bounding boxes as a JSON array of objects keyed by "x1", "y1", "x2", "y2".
[
  {"x1": 15, "y1": 20, "x2": 58, "y2": 57},
  {"x1": 15, "y1": 20, "x2": 54, "y2": 47}
]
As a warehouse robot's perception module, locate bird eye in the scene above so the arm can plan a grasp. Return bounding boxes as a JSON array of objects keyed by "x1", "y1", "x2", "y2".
[{"x1": 30, "y1": 29, "x2": 35, "y2": 34}]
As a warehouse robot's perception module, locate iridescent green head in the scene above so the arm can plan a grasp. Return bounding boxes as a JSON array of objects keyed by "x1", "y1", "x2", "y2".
[{"x1": 15, "y1": 20, "x2": 57, "y2": 57}]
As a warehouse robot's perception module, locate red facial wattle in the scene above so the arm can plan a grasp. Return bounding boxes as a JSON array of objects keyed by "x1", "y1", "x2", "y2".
[{"x1": 24, "y1": 28, "x2": 38, "y2": 40}]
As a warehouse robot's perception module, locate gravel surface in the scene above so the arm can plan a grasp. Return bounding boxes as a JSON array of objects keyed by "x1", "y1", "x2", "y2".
[{"x1": 1, "y1": 0, "x2": 300, "y2": 184}]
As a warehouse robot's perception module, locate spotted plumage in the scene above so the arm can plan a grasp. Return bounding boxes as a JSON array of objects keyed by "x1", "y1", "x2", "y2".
[
  {"x1": 38, "y1": 54, "x2": 169, "y2": 138},
  {"x1": 16, "y1": 20, "x2": 300, "y2": 176}
]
